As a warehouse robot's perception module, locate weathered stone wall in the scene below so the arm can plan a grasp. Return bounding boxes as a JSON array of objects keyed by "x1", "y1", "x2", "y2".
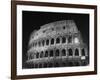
[{"x1": 26, "y1": 20, "x2": 88, "y2": 68}]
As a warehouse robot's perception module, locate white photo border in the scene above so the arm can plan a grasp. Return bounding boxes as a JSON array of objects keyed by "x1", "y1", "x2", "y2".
[{"x1": 16, "y1": 4, "x2": 95, "y2": 76}]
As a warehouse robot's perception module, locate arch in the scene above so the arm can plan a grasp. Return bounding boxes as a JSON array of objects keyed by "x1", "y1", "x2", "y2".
[
  {"x1": 46, "y1": 39, "x2": 49, "y2": 45},
  {"x1": 75, "y1": 48, "x2": 79, "y2": 56},
  {"x1": 36, "y1": 52, "x2": 39, "y2": 58},
  {"x1": 63, "y1": 26, "x2": 66, "y2": 29},
  {"x1": 51, "y1": 38, "x2": 54, "y2": 45},
  {"x1": 45, "y1": 51, "x2": 48, "y2": 57},
  {"x1": 38, "y1": 41, "x2": 41, "y2": 46},
  {"x1": 35, "y1": 42, "x2": 37, "y2": 47},
  {"x1": 55, "y1": 49, "x2": 60, "y2": 56},
  {"x1": 51, "y1": 28, "x2": 54, "y2": 31},
  {"x1": 62, "y1": 49, "x2": 66, "y2": 56},
  {"x1": 82, "y1": 48, "x2": 85, "y2": 56},
  {"x1": 56, "y1": 37, "x2": 60, "y2": 44},
  {"x1": 43, "y1": 30, "x2": 46, "y2": 33},
  {"x1": 50, "y1": 50, "x2": 53, "y2": 57},
  {"x1": 68, "y1": 48, "x2": 73, "y2": 56},
  {"x1": 40, "y1": 51, "x2": 43, "y2": 58},
  {"x1": 42, "y1": 40, "x2": 45, "y2": 46},
  {"x1": 62, "y1": 37, "x2": 66, "y2": 43},
  {"x1": 68, "y1": 36, "x2": 72, "y2": 43}
]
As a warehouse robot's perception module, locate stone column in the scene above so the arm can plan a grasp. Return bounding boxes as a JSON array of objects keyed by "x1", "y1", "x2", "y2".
[
  {"x1": 79, "y1": 47, "x2": 81, "y2": 56},
  {"x1": 73, "y1": 48, "x2": 75, "y2": 57}
]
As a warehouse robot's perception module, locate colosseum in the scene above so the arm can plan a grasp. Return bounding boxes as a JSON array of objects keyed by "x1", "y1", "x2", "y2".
[{"x1": 26, "y1": 20, "x2": 89, "y2": 68}]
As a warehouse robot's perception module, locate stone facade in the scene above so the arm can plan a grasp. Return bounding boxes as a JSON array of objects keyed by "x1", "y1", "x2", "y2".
[{"x1": 26, "y1": 20, "x2": 89, "y2": 68}]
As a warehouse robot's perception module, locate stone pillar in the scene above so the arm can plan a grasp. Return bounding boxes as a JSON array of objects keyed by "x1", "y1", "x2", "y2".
[
  {"x1": 66, "y1": 36, "x2": 68, "y2": 45},
  {"x1": 85, "y1": 47, "x2": 88, "y2": 56},
  {"x1": 79, "y1": 47, "x2": 81, "y2": 56},
  {"x1": 72, "y1": 34, "x2": 74, "y2": 44}
]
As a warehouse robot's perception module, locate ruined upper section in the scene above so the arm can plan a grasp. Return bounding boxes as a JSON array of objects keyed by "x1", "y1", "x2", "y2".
[
  {"x1": 40, "y1": 20, "x2": 77, "y2": 30},
  {"x1": 29, "y1": 20, "x2": 79, "y2": 45}
]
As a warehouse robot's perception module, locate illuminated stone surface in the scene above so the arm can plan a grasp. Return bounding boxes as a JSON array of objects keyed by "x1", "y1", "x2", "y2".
[{"x1": 26, "y1": 20, "x2": 89, "y2": 68}]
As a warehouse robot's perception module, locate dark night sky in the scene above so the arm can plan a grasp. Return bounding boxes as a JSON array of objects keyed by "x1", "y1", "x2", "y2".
[{"x1": 22, "y1": 11, "x2": 89, "y2": 68}]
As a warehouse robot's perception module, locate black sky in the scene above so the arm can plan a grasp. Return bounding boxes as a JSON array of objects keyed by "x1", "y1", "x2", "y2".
[{"x1": 22, "y1": 11, "x2": 89, "y2": 68}]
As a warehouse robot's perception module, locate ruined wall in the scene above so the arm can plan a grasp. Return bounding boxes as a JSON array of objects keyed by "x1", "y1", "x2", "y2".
[{"x1": 26, "y1": 20, "x2": 88, "y2": 68}]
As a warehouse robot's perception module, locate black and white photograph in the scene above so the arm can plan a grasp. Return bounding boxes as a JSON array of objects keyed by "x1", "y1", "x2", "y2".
[
  {"x1": 11, "y1": 1, "x2": 97, "y2": 79},
  {"x1": 22, "y1": 11, "x2": 89, "y2": 69}
]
